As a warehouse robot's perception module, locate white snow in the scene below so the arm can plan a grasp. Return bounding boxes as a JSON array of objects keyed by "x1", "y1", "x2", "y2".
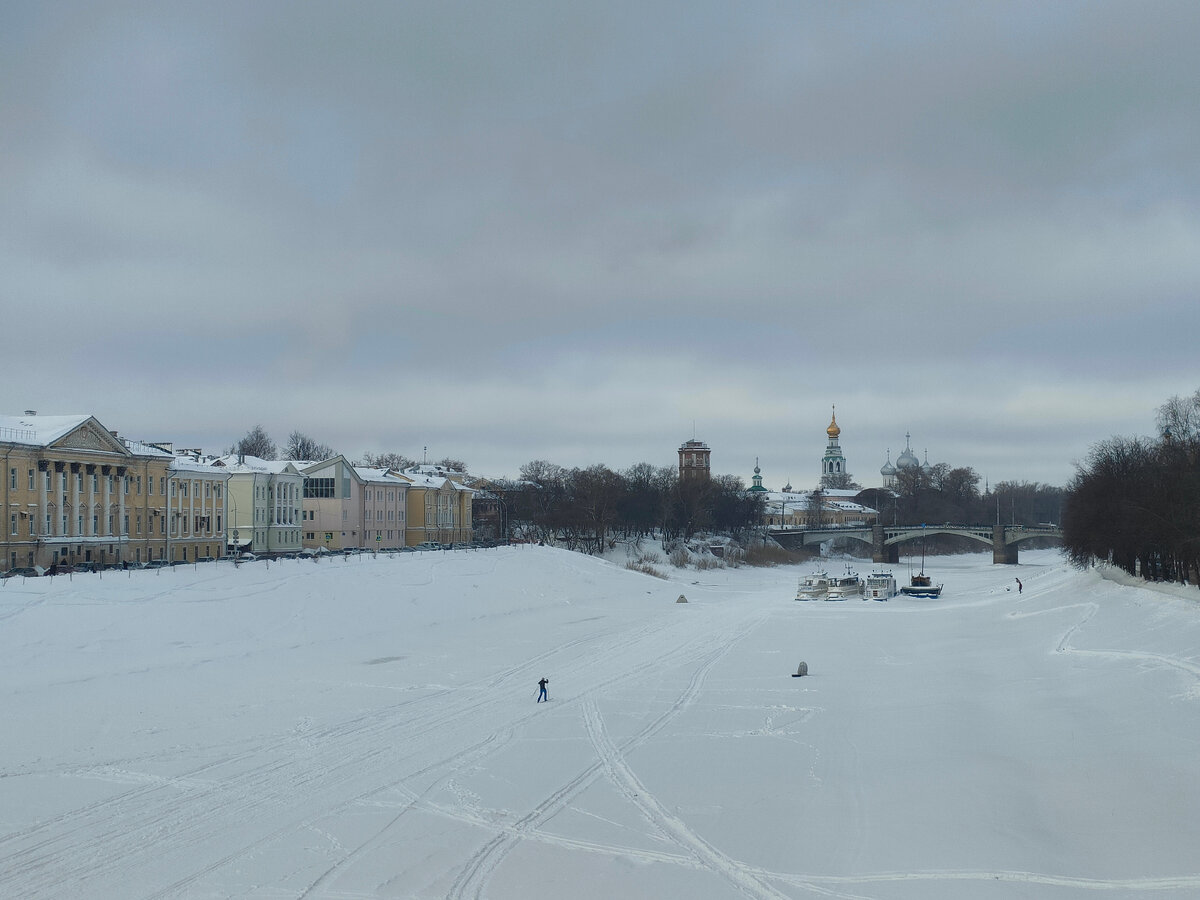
[{"x1": 2, "y1": 546, "x2": 1199, "y2": 899}]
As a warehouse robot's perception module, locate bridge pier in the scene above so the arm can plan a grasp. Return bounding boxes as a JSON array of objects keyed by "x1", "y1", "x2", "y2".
[
  {"x1": 872, "y1": 525, "x2": 898, "y2": 564},
  {"x1": 993, "y1": 525, "x2": 1018, "y2": 564}
]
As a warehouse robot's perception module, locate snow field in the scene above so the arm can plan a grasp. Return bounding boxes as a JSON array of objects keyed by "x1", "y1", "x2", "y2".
[{"x1": 1, "y1": 546, "x2": 1199, "y2": 898}]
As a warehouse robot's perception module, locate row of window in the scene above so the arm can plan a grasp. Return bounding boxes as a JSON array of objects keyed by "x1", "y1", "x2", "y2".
[
  {"x1": 8, "y1": 511, "x2": 223, "y2": 538},
  {"x1": 7, "y1": 467, "x2": 224, "y2": 499}
]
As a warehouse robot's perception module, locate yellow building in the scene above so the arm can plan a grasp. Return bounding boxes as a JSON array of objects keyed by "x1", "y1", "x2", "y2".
[
  {"x1": 402, "y1": 468, "x2": 474, "y2": 545},
  {"x1": 1, "y1": 413, "x2": 174, "y2": 571}
]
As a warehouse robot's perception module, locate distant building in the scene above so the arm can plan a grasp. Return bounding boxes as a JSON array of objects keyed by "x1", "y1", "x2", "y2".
[
  {"x1": 881, "y1": 433, "x2": 932, "y2": 488},
  {"x1": 211, "y1": 455, "x2": 303, "y2": 557},
  {"x1": 819, "y1": 407, "x2": 856, "y2": 489},
  {"x1": 678, "y1": 438, "x2": 711, "y2": 482},
  {"x1": 749, "y1": 459, "x2": 768, "y2": 493}
]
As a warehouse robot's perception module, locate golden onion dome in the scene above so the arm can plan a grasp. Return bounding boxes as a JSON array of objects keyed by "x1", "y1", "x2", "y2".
[{"x1": 826, "y1": 408, "x2": 840, "y2": 438}]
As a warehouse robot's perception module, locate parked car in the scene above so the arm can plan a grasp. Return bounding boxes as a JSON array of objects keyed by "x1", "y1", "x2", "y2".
[
  {"x1": 144, "y1": 559, "x2": 170, "y2": 569},
  {"x1": 238, "y1": 552, "x2": 258, "y2": 561},
  {"x1": 3, "y1": 566, "x2": 44, "y2": 578}
]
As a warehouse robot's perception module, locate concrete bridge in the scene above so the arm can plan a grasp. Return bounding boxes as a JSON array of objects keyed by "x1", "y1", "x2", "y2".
[{"x1": 767, "y1": 523, "x2": 1062, "y2": 564}]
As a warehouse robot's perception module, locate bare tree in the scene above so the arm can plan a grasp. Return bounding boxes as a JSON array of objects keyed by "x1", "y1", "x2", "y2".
[
  {"x1": 233, "y1": 425, "x2": 276, "y2": 460},
  {"x1": 360, "y1": 451, "x2": 416, "y2": 471},
  {"x1": 285, "y1": 430, "x2": 334, "y2": 462}
]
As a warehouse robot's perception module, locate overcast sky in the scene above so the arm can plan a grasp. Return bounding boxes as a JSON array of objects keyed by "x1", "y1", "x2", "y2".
[{"x1": 4, "y1": 2, "x2": 1198, "y2": 488}]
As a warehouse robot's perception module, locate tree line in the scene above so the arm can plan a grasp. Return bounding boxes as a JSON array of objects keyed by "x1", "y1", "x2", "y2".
[
  {"x1": 1063, "y1": 388, "x2": 1200, "y2": 584},
  {"x1": 491, "y1": 461, "x2": 764, "y2": 554}
]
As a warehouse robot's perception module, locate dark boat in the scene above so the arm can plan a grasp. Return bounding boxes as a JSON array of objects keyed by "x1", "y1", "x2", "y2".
[{"x1": 899, "y1": 527, "x2": 942, "y2": 598}]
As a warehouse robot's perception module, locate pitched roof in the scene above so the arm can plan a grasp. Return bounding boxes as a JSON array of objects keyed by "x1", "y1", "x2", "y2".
[{"x1": 0, "y1": 413, "x2": 94, "y2": 446}]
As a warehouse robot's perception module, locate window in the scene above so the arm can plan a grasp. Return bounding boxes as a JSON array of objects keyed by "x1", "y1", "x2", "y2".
[
  {"x1": 304, "y1": 478, "x2": 335, "y2": 498},
  {"x1": 76, "y1": 472, "x2": 82, "y2": 491},
  {"x1": 10, "y1": 514, "x2": 16, "y2": 535},
  {"x1": 136, "y1": 475, "x2": 142, "y2": 494},
  {"x1": 9, "y1": 468, "x2": 15, "y2": 490},
  {"x1": 124, "y1": 477, "x2": 129, "y2": 495},
  {"x1": 136, "y1": 516, "x2": 141, "y2": 535},
  {"x1": 29, "y1": 469, "x2": 34, "y2": 490},
  {"x1": 93, "y1": 514, "x2": 98, "y2": 533}
]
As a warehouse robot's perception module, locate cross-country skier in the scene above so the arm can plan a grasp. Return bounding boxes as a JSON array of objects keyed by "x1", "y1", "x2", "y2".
[{"x1": 537, "y1": 677, "x2": 549, "y2": 702}]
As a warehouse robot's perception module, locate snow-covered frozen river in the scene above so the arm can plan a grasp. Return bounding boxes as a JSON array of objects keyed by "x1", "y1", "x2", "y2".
[{"x1": 2, "y1": 546, "x2": 1198, "y2": 898}]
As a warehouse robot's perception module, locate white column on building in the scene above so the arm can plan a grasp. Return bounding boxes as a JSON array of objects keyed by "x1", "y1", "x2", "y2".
[
  {"x1": 86, "y1": 468, "x2": 95, "y2": 536},
  {"x1": 103, "y1": 472, "x2": 111, "y2": 536},
  {"x1": 38, "y1": 466, "x2": 47, "y2": 536},
  {"x1": 118, "y1": 472, "x2": 126, "y2": 537},
  {"x1": 71, "y1": 465, "x2": 80, "y2": 536}
]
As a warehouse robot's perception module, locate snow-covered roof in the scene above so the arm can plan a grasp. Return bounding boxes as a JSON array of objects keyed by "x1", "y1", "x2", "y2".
[
  {"x1": 353, "y1": 466, "x2": 412, "y2": 486},
  {"x1": 212, "y1": 455, "x2": 302, "y2": 476},
  {"x1": 401, "y1": 469, "x2": 476, "y2": 492},
  {"x1": 0, "y1": 413, "x2": 93, "y2": 447},
  {"x1": 122, "y1": 439, "x2": 174, "y2": 458},
  {"x1": 171, "y1": 456, "x2": 230, "y2": 476}
]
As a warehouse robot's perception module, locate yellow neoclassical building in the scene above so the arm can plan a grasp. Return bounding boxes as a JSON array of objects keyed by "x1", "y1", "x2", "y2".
[{"x1": 1, "y1": 413, "x2": 235, "y2": 572}]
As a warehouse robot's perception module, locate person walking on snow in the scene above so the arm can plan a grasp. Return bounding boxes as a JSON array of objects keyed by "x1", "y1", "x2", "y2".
[
  {"x1": 537, "y1": 677, "x2": 549, "y2": 702},
  {"x1": 1016, "y1": 578, "x2": 1022, "y2": 594}
]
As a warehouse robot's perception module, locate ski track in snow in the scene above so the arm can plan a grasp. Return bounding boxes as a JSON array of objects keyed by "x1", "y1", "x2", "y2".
[
  {"x1": 446, "y1": 609, "x2": 768, "y2": 900},
  {"x1": 0, "y1": 592, "x2": 648, "y2": 895}
]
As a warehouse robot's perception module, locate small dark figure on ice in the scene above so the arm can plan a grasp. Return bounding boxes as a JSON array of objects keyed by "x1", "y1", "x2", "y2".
[
  {"x1": 1016, "y1": 578, "x2": 1022, "y2": 594},
  {"x1": 537, "y1": 677, "x2": 549, "y2": 702}
]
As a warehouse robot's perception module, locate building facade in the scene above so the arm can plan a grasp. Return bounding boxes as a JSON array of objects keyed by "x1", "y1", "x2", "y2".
[
  {"x1": 678, "y1": 438, "x2": 711, "y2": 482},
  {"x1": 212, "y1": 455, "x2": 303, "y2": 556},
  {"x1": 356, "y1": 466, "x2": 410, "y2": 550},
  {"x1": 403, "y1": 469, "x2": 474, "y2": 545},
  {"x1": 1, "y1": 413, "x2": 175, "y2": 570},
  {"x1": 165, "y1": 455, "x2": 230, "y2": 563},
  {"x1": 300, "y1": 455, "x2": 366, "y2": 551}
]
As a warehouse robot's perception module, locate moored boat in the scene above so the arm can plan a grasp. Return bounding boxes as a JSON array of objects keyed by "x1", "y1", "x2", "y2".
[
  {"x1": 825, "y1": 571, "x2": 863, "y2": 600},
  {"x1": 899, "y1": 572, "x2": 943, "y2": 598},
  {"x1": 863, "y1": 571, "x2": 897, "y2": 600},
  {"x1": 795, "y1": 572, "x2": 830, "y2": 601},
  {"x1": 899, "y1": 527, "x2": 942, "y2": 597}
]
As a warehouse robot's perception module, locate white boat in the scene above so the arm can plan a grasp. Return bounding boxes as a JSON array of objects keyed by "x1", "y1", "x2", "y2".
[
  {"x1": 825, "y1": 571, "x2": 863, "y2": 600},
  {"x1": 795, "y1": 572, "x2": 830, "y2": 601},
  {"x1": 863, "y1": 571, "x2": 897, "y2": 600}
]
